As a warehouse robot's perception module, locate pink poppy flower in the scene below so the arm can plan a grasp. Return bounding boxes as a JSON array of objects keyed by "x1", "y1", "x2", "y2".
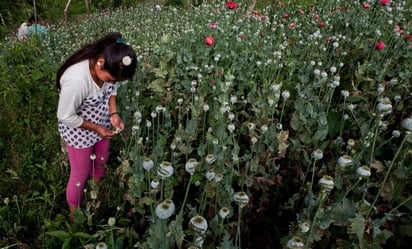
[
  {"x1": 394, "y1": 25, "x2": 403, "y2": 34},
  {"x1": 209, "y1": 22, "x2": 217, "y2": 29},
  {"x1": 226, "y1": 1, "x2": 237, "y2": 9},
  {"x1": 205, "y1": 36, "x2": 215, "y2": 46},
  {"x1": 380, "y1": 0, "x2": 390, "y2": 6},
  {"x1": 375, "y1": 41, "x2": 386, "y2": 51},
  {"x1": 363, "y1": 3, "x2": 371, "y2": 9}
]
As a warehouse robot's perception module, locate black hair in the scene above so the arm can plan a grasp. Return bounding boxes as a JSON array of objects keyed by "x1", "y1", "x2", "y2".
[
  {"x1": 28, "y1": 15, "x2": 42, "y2": 24},
  {"x1": 56, "y1": 32, "x2": 138, "y2": 90}
]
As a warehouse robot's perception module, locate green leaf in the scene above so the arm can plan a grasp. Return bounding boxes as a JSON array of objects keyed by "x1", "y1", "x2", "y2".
[
  {"x1": 73, "y1": 231, "x2": 94, "y2": 239},
  {"x1": 313, "y1": 129, "x2": 328, "y2": 144},
  {"x1": 327, "y1": 111, "x2": 342, "y2": 137},
  {"x1": 148, "y1": 78, "x2": 166, "y2": 93},
  {"x1": 31, "y1": 69, "x2": 43, "y2": 80},
  {"x1": 332, "y1": 198, "x2": 357, "y2": 226},
  {"x1": 290, "y1": 112, "x2": 301, "y2": 131},
  {"x1": 372, "y1": 229, "x2": 393, "y2": 247},
  {"x1": 348, "y1": 214, "x2": 365, "y2": 245},
  {"x1": 219, "y1": 231, "x2": 237, "y2": 249},
  {"x1": 46, "y1": 230, "x2": 70, "y2": 241},
  {"x1": 169, "y1": 214, "x2": 185, "y2": 249},
  {"x1": 154, "y1": 68, "x2": 168, "y2": 78},
  {"x1": 62, "y1": 238, "x2": 72, "y2": 249}
]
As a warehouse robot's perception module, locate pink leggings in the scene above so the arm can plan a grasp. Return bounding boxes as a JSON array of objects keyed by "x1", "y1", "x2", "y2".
[{"x1": 65, "y1": 139, "x2": 110, "y2": 207}]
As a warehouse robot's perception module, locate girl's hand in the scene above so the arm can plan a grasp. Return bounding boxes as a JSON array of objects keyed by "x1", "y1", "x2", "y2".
[
  {"x1": 81, "y1": 120, "x2": 116, "y2": 139},
  {"x1": 110, "y1": 113, "x2": 125, "y2": 133},
  {"x1": 95, "y1": 125, "x2": 117, "y2": 139}
]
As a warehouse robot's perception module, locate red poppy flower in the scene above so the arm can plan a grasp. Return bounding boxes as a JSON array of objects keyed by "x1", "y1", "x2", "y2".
[
  {"x1": 363, "y1": 3, "x2": 370, "y2": 9},
  {"x1": 226, "y1": 1, "x2": 237, "y2": 9},
  {"x1": 205, "y1": 36, "x2": 215, "y2": 46},
  {"x1": 375, "y1": 41, "x2": 385, "y2": 51},
  {"x1": 380, "y1": 0, "x2": 390, "y2": 6}
]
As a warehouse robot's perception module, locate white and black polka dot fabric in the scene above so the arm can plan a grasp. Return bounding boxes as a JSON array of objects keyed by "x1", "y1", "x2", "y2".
[{"x1": 58, "y1": 84, "x2": 116, "y2": 149}]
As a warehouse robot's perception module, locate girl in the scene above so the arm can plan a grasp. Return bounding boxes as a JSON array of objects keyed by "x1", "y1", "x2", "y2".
[{"x1": 56, "y1": 32, "x2": 137, "y2": 220}]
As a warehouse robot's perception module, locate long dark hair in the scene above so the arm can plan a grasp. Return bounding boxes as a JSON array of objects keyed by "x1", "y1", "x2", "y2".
[{"x1": 56, "y1": 32, "x2": 138, "y2": 90}]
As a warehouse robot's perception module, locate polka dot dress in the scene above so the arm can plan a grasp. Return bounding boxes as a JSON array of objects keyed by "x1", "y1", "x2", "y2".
[{"x1": 58, "y1": 84, "x2": 116, "y2": 149}]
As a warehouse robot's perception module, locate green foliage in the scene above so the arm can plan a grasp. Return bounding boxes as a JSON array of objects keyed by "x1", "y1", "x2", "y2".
[{"x1": 0, "y1": 38, "x2": 60, "y2": 175}]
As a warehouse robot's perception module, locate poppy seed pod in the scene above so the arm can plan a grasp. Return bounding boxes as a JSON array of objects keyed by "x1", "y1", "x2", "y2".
[
  {"x1": 318, "y1": 175, "x2": 334, "y2": 192},
  {"x1": 189, "y1": 215, "x2": 208, "y2": 234},
  {"x1": 233, "y1": 191, "x2": 249, "y2": 208}
]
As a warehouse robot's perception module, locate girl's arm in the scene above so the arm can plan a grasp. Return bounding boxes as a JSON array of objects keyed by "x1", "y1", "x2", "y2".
[{"x1": 109, "y1": 95, "x2": 125, "y2": 132}]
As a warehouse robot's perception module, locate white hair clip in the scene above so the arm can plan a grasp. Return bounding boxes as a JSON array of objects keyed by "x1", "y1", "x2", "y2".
[{"x1": 122, "y1": 56, "x2": 132, "y2": 66}]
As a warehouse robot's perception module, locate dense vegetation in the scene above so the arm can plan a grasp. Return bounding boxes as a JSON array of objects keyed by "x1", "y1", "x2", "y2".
[{"x1": 1, "y1": 0, "x2": 412, "y2": 248}]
